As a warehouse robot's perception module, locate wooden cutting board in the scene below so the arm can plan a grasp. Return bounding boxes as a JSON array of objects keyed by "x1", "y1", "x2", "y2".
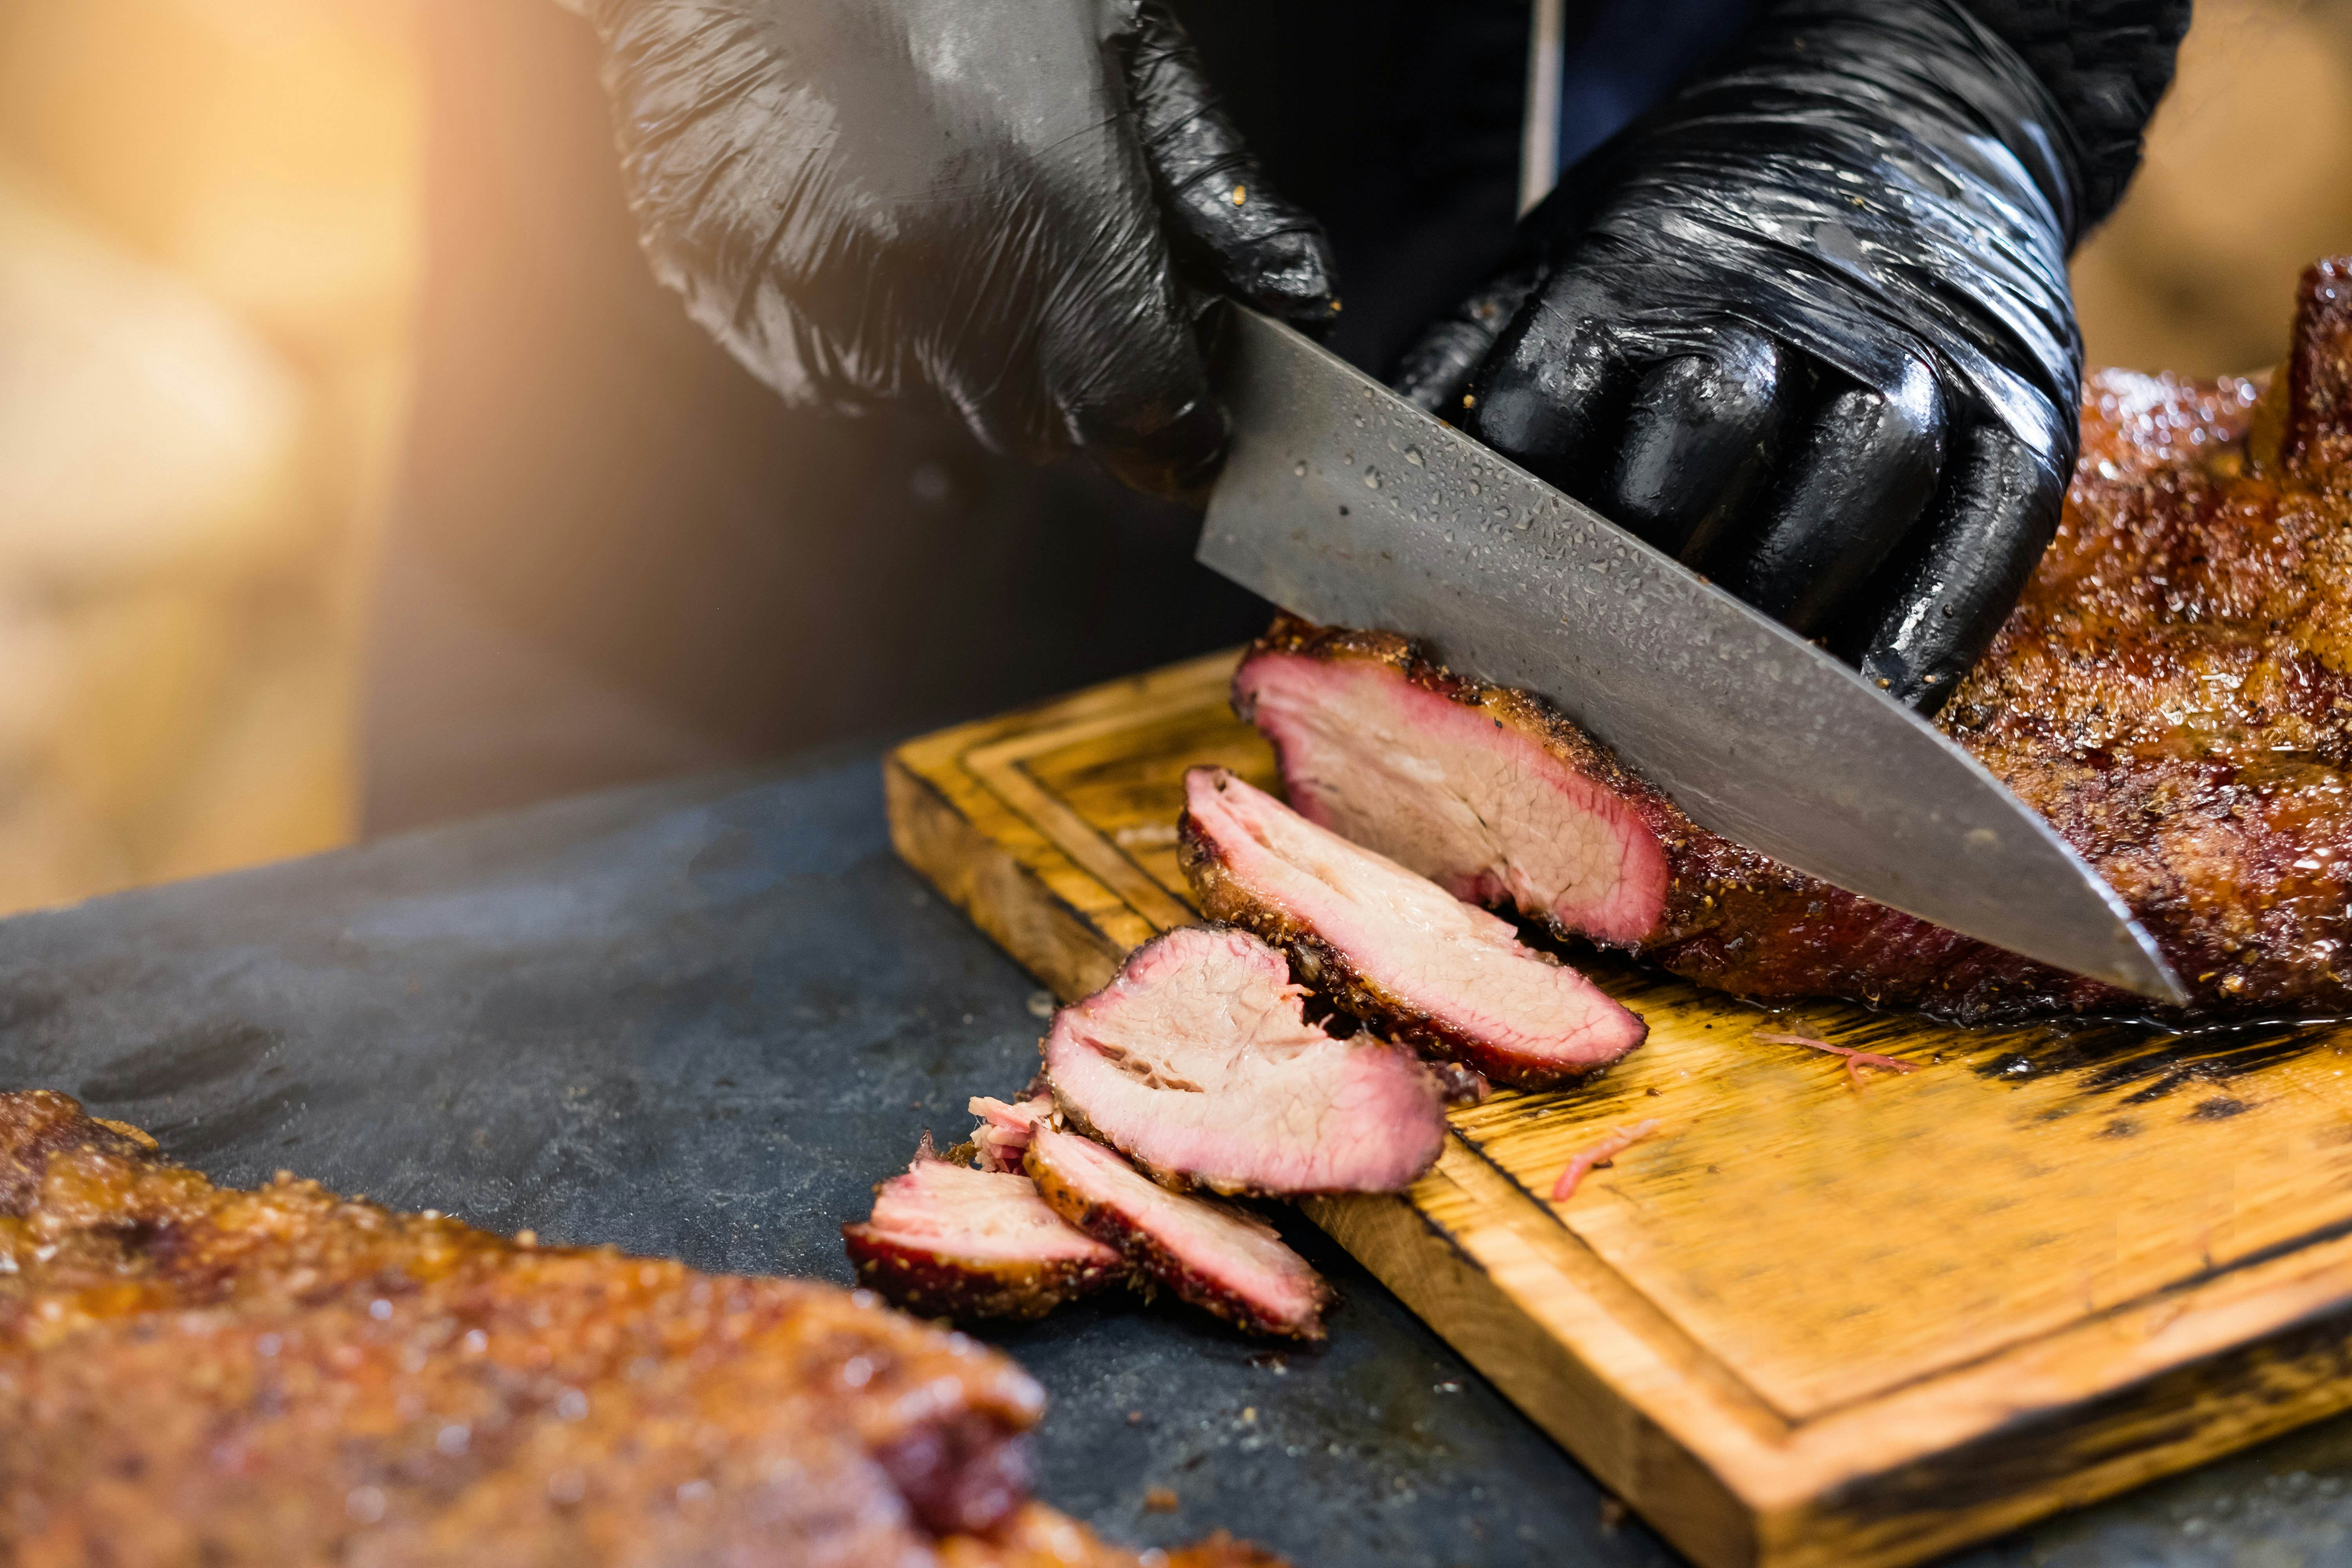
[{"x1": 885, "y1": 646, "x2": 2352, "y2": 1568}]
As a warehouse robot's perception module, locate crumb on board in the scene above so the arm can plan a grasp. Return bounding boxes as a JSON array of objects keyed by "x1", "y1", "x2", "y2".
[
  {"x1": 1144, "y1": 1487, "x2": 1181, "y2": 1514},
  {"x1": 1754, "y1": 1031, "x2": 1921, "y2": 1089},
  {"x1": 1550, "y1": 1119, "x2": 1662, "y2": 1202}
]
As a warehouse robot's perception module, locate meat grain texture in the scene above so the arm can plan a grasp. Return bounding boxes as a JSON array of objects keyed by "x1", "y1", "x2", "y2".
[
  {"x1": 1041, "y1": 925, "x2": 1448, "y2": 1194},
  {"x1": 1024, "y1": 1126, "x2": 1332, "y2": 1342},
  {"x1": 0, "y1": 1091, "x2": 1281, "y2": 1568},
  {"x1": 1179, "y1": 765, "x2": 1644, "y2": 1087},
  {"x1": 1240, "y1": 257, "x2": 2352, "y2": 1023}
]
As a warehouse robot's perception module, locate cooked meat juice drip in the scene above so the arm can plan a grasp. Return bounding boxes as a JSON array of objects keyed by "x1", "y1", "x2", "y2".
[
  {"x1": 1024, "y1": 1127, "x2": 1331, "y2": 1342},
  {"x1": 0, "y1": 1091, "x2": 1287, "y2": 1567},
  {"x1": 1041, "y1": 925, "x2": 1448, "y2": 1195},
  {"x1": 1240, "y1": 266, "x2": 2352, "y2": 1023},
  {"x1": 1550, "y1": 1119, "x2": 1662, "y2": 1202},
  {"x1": 1179, "y1": 765, "x2": 1646, "y2": 1087},
  {"x1": 843, "y1": 1141, "x2": 1122, "y2": 1321}
]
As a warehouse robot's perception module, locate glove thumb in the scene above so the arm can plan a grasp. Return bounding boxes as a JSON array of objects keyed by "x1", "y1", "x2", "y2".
[{"x1": 1120, "y1": 0, "x2": 1339, "y2": 334}]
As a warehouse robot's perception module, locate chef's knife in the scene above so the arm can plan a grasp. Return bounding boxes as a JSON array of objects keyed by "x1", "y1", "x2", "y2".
[{"x1": 1198, "y1": 305, "x2": 2187, "y2": 1003}]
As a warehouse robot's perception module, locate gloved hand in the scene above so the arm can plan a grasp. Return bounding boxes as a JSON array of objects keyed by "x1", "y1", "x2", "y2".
[
  {"x1": 1396, "y1": 0, "x2": 2183, "y2": 711},
  {"x1": 576, "y1": 0, "x2": 1337, "y2": 500}
]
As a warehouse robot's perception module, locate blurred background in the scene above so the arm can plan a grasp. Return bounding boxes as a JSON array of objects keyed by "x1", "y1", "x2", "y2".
[{"x1": 0, "y1": 0, "x2": 2343, "y2": 920}]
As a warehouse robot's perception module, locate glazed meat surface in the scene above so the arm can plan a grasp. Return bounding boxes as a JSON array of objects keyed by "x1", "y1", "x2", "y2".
[
  {"x1": 1042, "y1": 926, "x2": 1448, "y2": 1194},
  {"x1": 1180, "y1": 766, "x2": 1645, "y2": 1086},
  {"x1": 0, "y1": 1091, "x2": 1278, "y2": 1568},
  {"x1": 1241, "y1": 259, "x2": 2352, "y2": 1022}
]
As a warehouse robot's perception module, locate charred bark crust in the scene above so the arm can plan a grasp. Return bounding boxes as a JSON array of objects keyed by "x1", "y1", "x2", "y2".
[
  {"x1": 840, "y1": 1225, "x2": 1122, "y2": 1322},
  {"x1": 1024, "y1": 1144, "x2": 1330, "y2": 1342}
]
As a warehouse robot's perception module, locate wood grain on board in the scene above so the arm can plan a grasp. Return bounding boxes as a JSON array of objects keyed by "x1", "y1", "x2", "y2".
[{"x1": 884, "y1": 647, "x2": 2352, "y2": 1568}]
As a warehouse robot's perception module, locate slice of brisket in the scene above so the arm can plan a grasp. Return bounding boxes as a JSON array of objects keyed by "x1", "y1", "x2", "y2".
[
  {"x1": 1179, "y1": 765, "x2": 1645, "y2": 1086},
  {"x1": 1024, "y1": 1127, "x2": 1332, "y2": 1342},
  {"x1": 1042, "y1": 925, "x2": 1448, "y2": 1195},
  {"x1": 1238, "y1": 259, "x2": 2352, "y2": 1022},
  {"x1": 844, "y1": 1138, "x2": 1123, "y2": 1321}
]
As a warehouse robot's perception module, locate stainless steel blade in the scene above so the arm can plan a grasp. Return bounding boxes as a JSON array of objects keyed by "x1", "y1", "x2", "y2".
[{"x1": 1199, "y1": 305, "x2": 2186, "y2": 1003}]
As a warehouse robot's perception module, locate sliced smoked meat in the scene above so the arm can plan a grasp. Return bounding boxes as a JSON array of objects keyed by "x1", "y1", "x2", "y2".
[
  {"x1": 843, "y1": 1141, "x2": 1123, "y2": 1321},
  {"x1": 1025, "y1": 1126, "x2": 1331, "y2": 1341},
  {"x1": 1233, "y1": 258, "x2": 2352, "y2": 1022},
  {"x1": 1179, "y1": 765, "x2": 1645, "y2": 1087},
  {"x1": 1041, "y1": 926, "x2": 1448, "y2": 1195},
  {"x1": 1236, "y1": 622, "x2": 1675, "y2": 949}
]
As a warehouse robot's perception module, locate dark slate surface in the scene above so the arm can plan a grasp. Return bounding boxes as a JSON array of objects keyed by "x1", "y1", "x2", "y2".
[{"x1": 0, "y1": 751, "x2": 2346, "y2": 1567}]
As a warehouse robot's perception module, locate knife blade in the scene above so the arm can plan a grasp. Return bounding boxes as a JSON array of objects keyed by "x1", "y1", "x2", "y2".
[{"x1": 1198, "y1": 305, "x2": 2186, "y2": 1004}]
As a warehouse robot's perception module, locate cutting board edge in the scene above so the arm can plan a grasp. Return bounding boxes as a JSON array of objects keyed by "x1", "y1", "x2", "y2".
[
  {"x1": 883, "y1": 748, "x2": 1127, "y2": 1002},
  {"x1": 882, "y1": 659, "x2": 2352, "y2": 1568}
]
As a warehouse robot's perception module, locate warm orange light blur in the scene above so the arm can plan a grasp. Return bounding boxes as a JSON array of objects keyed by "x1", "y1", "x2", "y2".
[
  {"x1": 0, "y1": 0, "x2": 2336, "y2": 918},
  {"x1": 0, "y1": 0, "x2": 421, "y2": 915},
  {"x1": 2073, "y1": 0, "x2": 2352, "y2": 376}
]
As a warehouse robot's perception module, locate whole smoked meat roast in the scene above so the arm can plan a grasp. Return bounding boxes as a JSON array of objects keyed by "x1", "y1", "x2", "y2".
[
  {"x1": 0, "y1": 1091, "x2": 1281, "y2": 1568},
  {"x1": 1239, "y1": 259, "x2": 2352, "y2": 1023}
]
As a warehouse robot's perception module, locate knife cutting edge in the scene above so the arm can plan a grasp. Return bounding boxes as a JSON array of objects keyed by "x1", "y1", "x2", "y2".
[{"x1": 1196, "y1": 304, "x2": 2187, "y2": 1004}]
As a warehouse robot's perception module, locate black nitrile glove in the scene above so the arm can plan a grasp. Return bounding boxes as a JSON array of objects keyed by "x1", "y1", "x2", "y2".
[
  {"x1": 578, "y1": 0, "x2": 1338, "y2": 501},
  {"x1": 1396, "y1": 0, "x2": 2187, "y2": 711}
]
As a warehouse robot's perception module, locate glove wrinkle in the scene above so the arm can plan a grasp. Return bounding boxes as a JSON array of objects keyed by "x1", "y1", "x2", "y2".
[{"x1": 1952, "y1": 0, "x2": 2190, "y2": 232}]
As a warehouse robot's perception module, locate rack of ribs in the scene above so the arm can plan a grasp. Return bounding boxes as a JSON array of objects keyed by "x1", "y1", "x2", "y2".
[{"x1": 0, "y1": 1090, "x2": 1282, "y2": 1567}]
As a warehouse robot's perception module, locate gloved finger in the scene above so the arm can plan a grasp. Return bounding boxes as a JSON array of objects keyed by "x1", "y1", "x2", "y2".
[
  {"x1": 1392, "y1": 269, "x2": 1539, "y2": 417},
  {"x1": 1465, "y1": 301, "x2": 1627, "y2": 495},
  {"x1": 1603, "y1": 327, "x2": 1786, "y2": 561},
  {"x1": 1833, "y1": 421, "x2": 2067, "y2": 713},
  {"x1": 1123, "y1": 0, "x2": 1339, "y2": 334},
  {"x1": 1040, "y1": 245, "x2": 1229, "y2": 502},
  {"x1": 1714, "y1": 355, "x2": 1947, "y2": 636}
]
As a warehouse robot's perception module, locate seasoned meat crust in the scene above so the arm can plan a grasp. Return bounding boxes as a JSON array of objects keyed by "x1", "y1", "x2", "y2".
[
  {"x1": 843, "y1": 1143, "x2": 1123, "y2": 1322},
  {"x1": 1242, "y1": 258, "x2": 2352, "y2": 1023},
  {"x1": 1024, "y1": 1127, "x2": 1331, "y2": 1343},
  {"x1": 0, "y1": 1091, "x2": 1280, "y2": 1568}
]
